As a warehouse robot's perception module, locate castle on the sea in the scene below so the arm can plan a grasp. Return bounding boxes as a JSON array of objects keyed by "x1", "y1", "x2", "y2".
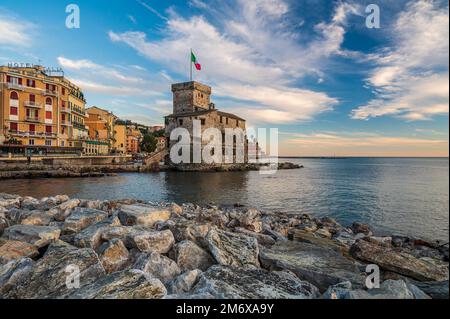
[{"x1": 164, "y1": 81, "x2": 249, "y2": 169}]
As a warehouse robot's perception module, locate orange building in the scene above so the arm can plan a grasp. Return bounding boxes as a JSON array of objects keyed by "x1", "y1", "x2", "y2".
[
  {"x1": 126, "y1": 126, "x2": 142, "y2": 154},
  {"x1": 0, "y1": 64, "x2": 84, "y2": 155},
  {"x1": 85, "y1": 106, "x2": 117, "y2": 154}
]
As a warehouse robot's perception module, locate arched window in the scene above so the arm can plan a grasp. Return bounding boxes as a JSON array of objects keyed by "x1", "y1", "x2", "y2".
[
  {"x1": 10, "y1": 91, "x2": 18, "y2": 100},
  {"x1": 46, "y1": 97, "x2": 52, "y2": 105}
]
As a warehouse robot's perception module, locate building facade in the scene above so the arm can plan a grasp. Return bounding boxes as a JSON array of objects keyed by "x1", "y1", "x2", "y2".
[
  {"x1": 0, "y1": 64, "x2": 83, "y2": 155},
  {"x1": 165, "y1": 81, "x2": 248, "y2": 168},
  {"x1": 85, "y1": 106, "x2": 117, "y2": 154}
]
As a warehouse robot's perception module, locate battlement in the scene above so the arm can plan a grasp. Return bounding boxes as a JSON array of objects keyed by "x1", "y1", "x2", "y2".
[{"x1": 172, "y1": 81, "x2": 211, "y2": 114}]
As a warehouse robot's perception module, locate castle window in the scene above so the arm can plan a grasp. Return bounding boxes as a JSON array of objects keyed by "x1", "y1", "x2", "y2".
[
  {"x1": 226, "y1": 117, "x2": 229, "y2": 125},
  {"x1": 201, "y1": 119, "x2": 206, "y2": 125},
  {"x1": 179, "y1": 119, "x2": 183, "y2": 125},
  {"x1": 220, "y1": 116, "x2": 223, "y2": 123},
  {"x1": 236, "y1": 120, "x2": 239, "y2": 127}
]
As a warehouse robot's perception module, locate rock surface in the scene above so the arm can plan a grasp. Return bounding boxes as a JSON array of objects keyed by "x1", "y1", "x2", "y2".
[
  {"x1": 193, "y1": 265, "x2": 319, "y2": 299},
  {"x1": 0, "y1": 193, "x2": 448, "y2": 299}
]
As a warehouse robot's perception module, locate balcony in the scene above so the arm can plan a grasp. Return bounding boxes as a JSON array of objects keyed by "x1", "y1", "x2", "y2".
[
  {"x1": 61, "y1": 107, "x2": 71, "y2": 113},
  {"x1": 61, "y1": 121, "x2": 72, "y2": 126},
  {"x1": 45, "y1": 89, "x2": 58, "y2": 96},
  {"x1": 24, "y1": 101, "x2": 43, "y2": 108},
  {"x1": 9, "y1": 130, "x2": 56, "y2": 138},
  {"x1": 25, "y1": 116, "x2": 40, "y2": 123},
  {"x1": 6, "y1": 83, "x2": 25, "y2": 91}
]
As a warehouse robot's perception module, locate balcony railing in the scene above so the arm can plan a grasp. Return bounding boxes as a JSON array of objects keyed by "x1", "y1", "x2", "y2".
[
  {"x1": 6, "y1": 83, "x2": 25, "y2": 91},
  {"x1": 25, "y1": 116, "x2": 40, "y2": 122},
  {"x1": 24, "y1": 101, "x2": 43, "y2": 108},
  {"x1": 45, "y1": 89, "x2": 58, "y2": 96},
  {"x1": 61, "y1": 121, "x2": 72, "y2": 126},
  {"x1": 61, "y1": 107, "x2": 71, "y2": 113},
  {"x1": 8, "y1": 130, "x2": 57, "y2": 138}
]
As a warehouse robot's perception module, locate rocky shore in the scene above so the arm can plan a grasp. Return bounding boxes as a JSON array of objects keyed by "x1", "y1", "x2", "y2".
[
  {"x1": 0, "y1": 193, "x2": 448, "y2": 299},
  {"x1": 0, "y1": 162, "x2": 302, "y2": 180}
]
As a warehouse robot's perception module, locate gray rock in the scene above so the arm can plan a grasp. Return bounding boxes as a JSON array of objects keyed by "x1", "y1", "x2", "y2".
[
  {"x1": 169, "y1": 221, "x2": 210, "y2": 248},
  {"x1": 98, "y1": 238, "x2": 129, "y2": 274},
  {"x1": 193, "y1": 265, "x2": 320, "y2": 299},
  {"x1": 3, "y1": 240, "x2": 105, "y2": 298},
  {"x1": 73, "y1": 217, "x2": 121, "y2": 250},
  {"x1": 124, "y1": 228, "x2": 175, "y2": 254},
  {"x1": 168, "y1": 269, "x2": 202, "y2": 294},
  {"x1": 350, "y1": 239, "x2": 449, "y2": 282},
  {"x1": 0, "y1": 239, "x2": 39, "y2": 264},
  {"x1": 118, "y1": 204, "x2": 170, "y2": 227},
  {"x1": 67, "y1": 269, "x2": 166, "y2": 299},
  {"x1": 413, "y1": 280, "x2": 449, "y2": 299},
  {"x1": 20, "y1": 211, "x2": 54, "y2": 226},
  {"x1": 351, "y1": 222, "x2": 372, "y2": 236},
  {"x1": 206, "y1": 228, "x2": 260, "y2": 267},
  {"x1": 0, "y1": 257, "x2": 34, "y2": 295},
  {"x1": 260, "y1": 241, "x2": 364, "y2": 292},
  {"x1": 234, "y1": 227, "x2": 276, "y2": 246},
  {"x1": 173, "y1": 240, "x2": 215, "y2": 272},
  {"x1": 133, "y1": 251, "x2": 181, "y2": 282},
  {"x1": 62, "y1": 207, "x2": 108, "y2": 234},
  {"x1": 2, "y1": 224, "x2": 60, "y2": 248}
]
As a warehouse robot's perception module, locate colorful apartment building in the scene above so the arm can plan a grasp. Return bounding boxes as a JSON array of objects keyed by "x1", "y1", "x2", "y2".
[
  {"x1": 114, "y1": 124, "x2": 142, "y2": 154},
  {"x1": 0, "y1": 64, "x2": 83, "y2": 155},
  {"x1": 85, "y1": 106, "x2": 117, "y2": 154}
]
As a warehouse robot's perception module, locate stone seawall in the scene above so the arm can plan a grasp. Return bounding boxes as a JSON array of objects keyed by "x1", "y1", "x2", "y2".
[{"x1": 0, "y1": 193, "x2": 448, "y2": 299}]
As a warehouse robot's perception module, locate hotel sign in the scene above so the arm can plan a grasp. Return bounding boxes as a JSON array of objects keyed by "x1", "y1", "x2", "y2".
[{"x1": 7, "y1": 63, "x2": 64, "y2": 75}]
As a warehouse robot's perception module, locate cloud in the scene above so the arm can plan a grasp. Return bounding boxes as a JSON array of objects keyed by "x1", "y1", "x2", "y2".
[
  {"x1": 58, "y1": 56, "x2": 143, "y2": 83},
  {"x1": 351, "y1": 1, "x2": 449, "y2": 121},
  {"x1": 282, "y1": 131, "x2": 449, "y2": 157},
  {"x1": 109, "y1": 0, "x2": 356, "y2": 124},
  {"x1": 68, "y1": 78, "x2": 162, "y2": 97},
  {"x1": 0, "y1": 13, "x2": 35, "y2": 47}
]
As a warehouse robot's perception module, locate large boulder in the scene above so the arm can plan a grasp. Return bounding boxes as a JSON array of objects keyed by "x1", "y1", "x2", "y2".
[
  {"x1": 67, "y1": 269, "x2": 166, "y2": 299},
  {"x1": 350, "y1": 239, "x2": 449, "y2": 282},
  {"x1": 237, "y1": 208, "x2": 263, "y2": 233},
  {"x1": 3, "y1": 240, "x2": 105, "y2": 298},
  {"x1": 0, "y1": 239, "x2": 39, "y2": 264},
  {"x1": 2, "y1": 225, "x2": 60, "y2": 248},
  {"x1": 413, "y1": 281, "x2": 449, "y2": 299},
  {"x1": 73, "y1": 217, "x2": 121, "y2": 250},
  {"x1": 260, "y1": 241, "x2": 365, "y2": 292},
  {"x1": 173, "y1": 240, "x2": 215, "y2": 272},
  {"x1": 169, "y1": 221, "x2": 210, "y2": 248},
  {"x1": 322, "y1": 280, "x2": 431, "y2": 299},
  {"x1": 53, "y1": 199, "x2": 81, "y2": 221},
  {"x1": 20, "y1": 211, "x2": 54, "y2": 226},
  {"x1": 98, "y1": 238, "x2": 129, "y2": 274},
  {"x1": 124, "y1": 228, "x2": 174, "y2": 254},
  {"x1": 62, "y1": 207, "x2": 108, "y2": 234},
  {"x1": 234, "y1": 227, "x2": 276, "y2": 246},
  {"x1": 168, "y1": 269, "x2": 202, "y2": 294},
  {"x1": 118, "y1": 204, "x2": 170, "y2": 227},
  {"x1": 206, "y1": 228, "x2": 260, "y2": 267},
  {"x1": 193, "y1": 265, "x2": 319, "y2": 299},
  {"x1": 0, "y1": 257, "x2": 34, "y2": 295},
  {"x1": 133, "y1": 251, "x2": 181, "y2": 282}
]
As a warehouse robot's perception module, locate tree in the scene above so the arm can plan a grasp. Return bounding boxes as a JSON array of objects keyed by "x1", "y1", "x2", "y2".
[
  {"x1": 140, "y1": 134, "x2": 157, "y2": 153},
  {"x1": 153, "y1": 129, "x2": 165, "y2": 137}
]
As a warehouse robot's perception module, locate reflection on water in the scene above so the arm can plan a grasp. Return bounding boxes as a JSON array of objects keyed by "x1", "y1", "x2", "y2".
[{"x1": 1, "y1": 158, "x2": 448, "y2": 241}]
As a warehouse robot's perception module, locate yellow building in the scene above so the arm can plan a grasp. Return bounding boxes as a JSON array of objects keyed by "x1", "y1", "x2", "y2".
[
  {"x1": 0, "y1": 64, "x2": 83, "y2": 155},
  {"x1": 85, "y1": 106, "x2": 117, "y2": 153},
  {"x1": 114, "y1": 124, "x2": 127, "y2": 154}
]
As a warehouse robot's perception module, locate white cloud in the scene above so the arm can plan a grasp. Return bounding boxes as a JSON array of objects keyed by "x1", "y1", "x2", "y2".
[
  {"x1": 282, "y1": 131, "x2": 449, "y2": 157},
  {"x1": 0, "y1": 14, "x2": 35, "y2": 47},
  {"x1": 69, "y1": 78, "x2": 162, "y2": 97},
  {"x1": 108, "y1": 0, "x2": 357, "y2": 124},
  {"x1": 351, "y1": 1, "x2": 449, "y2": 121}
]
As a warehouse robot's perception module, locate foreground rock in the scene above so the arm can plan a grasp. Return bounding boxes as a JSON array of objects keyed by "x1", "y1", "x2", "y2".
[
  {"x1": 192, "y1": 265, "x2": 319, "y2": 299},
  {"x1": 2, "y1": 240, "x2": 105, "y2": 298},
  {"x1": 260, "y1": 241, "x2": 365, "y2": 292},
  {"x1": 0, "y1": 193, "x2": 448, "y2": 299},
  {"x1": 206, "y1": 228, "x2": 260, "y2": 267},
  {"x1": 67, "y1": 269, "x2": 167, "y2": 299},
  {"x1": 350, "y1": 239, "x2": 449, "y2": 282},
  {"x1": 2, "y1": 225, "x2": 60, "y2": 248}
]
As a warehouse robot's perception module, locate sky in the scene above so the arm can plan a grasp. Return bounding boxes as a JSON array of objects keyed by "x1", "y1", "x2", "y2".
[{"x1": 0, "y1": 0, "x2": 448, "y2": 156}]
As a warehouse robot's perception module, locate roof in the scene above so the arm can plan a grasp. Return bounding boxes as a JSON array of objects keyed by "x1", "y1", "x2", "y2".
[{"x1": 165, "y1": 109, "x2": 245, "y2": 122}]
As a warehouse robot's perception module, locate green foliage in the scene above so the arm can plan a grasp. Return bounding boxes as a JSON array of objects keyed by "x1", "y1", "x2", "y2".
[
  {"x1": 4, "y1": 138, "x2": 22, "y2": 145},
  {"x1": 153, "y1": 129, "x2": 165, "y2": 137},
  {"x1": 140, "y1": 134, "x2": 157, "y2": 153}
]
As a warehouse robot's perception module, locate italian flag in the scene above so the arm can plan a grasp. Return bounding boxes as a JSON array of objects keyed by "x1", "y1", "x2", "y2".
[{"x1": 191, "y1": 51, "x2": 201, "y2": 70}]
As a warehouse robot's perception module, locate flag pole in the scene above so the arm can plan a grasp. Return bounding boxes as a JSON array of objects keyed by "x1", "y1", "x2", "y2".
[{"x1": 190, "y1": 49, "x2": 193, "y2": 82}]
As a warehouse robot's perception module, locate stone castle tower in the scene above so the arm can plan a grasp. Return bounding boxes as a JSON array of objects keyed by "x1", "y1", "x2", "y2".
[{"x1": 165, "y1": 81, "x2": 248, "y2": 169}]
